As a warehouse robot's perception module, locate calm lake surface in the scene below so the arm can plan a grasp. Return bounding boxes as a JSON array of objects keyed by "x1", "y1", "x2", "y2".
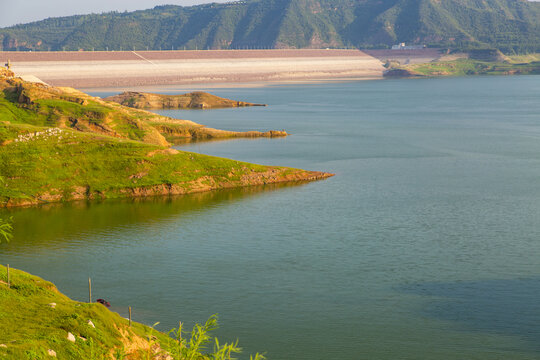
[{"x1": 3, "y1": 76, "x2": 540, "y2": 359}]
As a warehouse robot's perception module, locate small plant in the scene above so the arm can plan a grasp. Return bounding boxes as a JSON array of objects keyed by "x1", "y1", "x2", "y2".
[
  {"x1": 250, "y1": 354, "x2": 266, "y2": 360},
  {"x1": 166, "y1": 315, "x2": 265, "y2": 360},
  {"x1": 211, "y1": 338, "x2": 241, "y2": 360},
  {"x1": 113, "y1": 347, "x2": 127, "y2": 360},
  {"x1": 145, "y1": 322, "x2": 161, "y2": 360},
  {"x1": 0, "y1": 216, "x2": 12, "y2": 243}
]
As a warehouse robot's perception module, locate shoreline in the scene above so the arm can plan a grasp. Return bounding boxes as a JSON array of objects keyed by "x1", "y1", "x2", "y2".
[
  {"x1": 80, "y1": 76, "x2": 382, "y2": 92},
  {"x1": 45, "y1": 71, "x2": 385, "y2": 89},
  {"x1": 2, "y1": 170, "x2": 334, "y2": 208}
]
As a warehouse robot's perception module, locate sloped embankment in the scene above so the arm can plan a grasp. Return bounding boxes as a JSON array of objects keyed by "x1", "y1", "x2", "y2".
[
  {"x1": 0, "y1": 265, "x2": 263, "y2": 359},
  {"x1": 0, "y1": 265, "x2": 167, "y2": 359}
]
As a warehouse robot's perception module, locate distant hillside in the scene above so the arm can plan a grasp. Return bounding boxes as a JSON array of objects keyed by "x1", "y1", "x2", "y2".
[{"x1": 1, "y1": 0, "x2": 540, "y2": 53}]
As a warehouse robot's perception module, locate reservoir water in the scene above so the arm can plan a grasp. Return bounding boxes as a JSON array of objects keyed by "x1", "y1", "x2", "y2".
[{"x1": 2, "y1": 76, "x2": 540, "y2": 359}]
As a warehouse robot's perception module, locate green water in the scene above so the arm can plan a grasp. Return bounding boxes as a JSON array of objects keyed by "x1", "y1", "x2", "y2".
[{"x1": 2, "y1": 76, "x2": 540, "y2": 359}]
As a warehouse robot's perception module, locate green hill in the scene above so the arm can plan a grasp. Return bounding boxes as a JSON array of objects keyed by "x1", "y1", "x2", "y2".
[{"x1": 1, "y1": 0, "x2": 540, "y2": 53}]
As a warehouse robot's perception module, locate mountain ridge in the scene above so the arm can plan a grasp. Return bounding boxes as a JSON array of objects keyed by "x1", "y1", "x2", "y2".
[{"x1": 2, "y1": 0, "x2": 540, "y2": 53}]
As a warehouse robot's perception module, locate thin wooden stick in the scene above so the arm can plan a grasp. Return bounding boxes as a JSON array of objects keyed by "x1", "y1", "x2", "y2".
[
  {"x1": 88, "y1": 278, "x2": 92, "y2": 303},
  {"x1": 129, "y1": 306, "x2": 132, "y2": 327}
]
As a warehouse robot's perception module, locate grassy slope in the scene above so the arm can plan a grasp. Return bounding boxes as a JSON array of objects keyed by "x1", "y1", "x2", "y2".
[
  {"x1": 0, "y1": 125, "x2": 269, "y2": 204},
  {"x1": 3, "y1": 0, "x2": 540, "y2": 52},
  {"x1": 0, "y1": 265, "x2": 259, "y2": 360},
  {"x1": 0, "y1": 74, "x2": 330, "y2": 207},
  {"x1": 0, "y1": 265, "x2": 171, "y2": 359},
  {"x1": 0, "y1": 77, "x2": 284, "y2": 146},
  {"x1": 0, "y1": 78, "x2": 167, "y2": 147},
  {"x1": 386, "y1": 58, "x2": 540, "y2": 77},
  {"x1": 507, "y1": 53, "x2": 540, "y2": 64}
]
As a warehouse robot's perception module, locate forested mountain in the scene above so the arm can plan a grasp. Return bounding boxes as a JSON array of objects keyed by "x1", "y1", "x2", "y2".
[{"x1": 2, "y1": 0, "x2": 540, "y2": 53}]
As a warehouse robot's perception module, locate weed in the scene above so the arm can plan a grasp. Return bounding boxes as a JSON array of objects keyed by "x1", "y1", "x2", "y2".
[
  {"x1": 0, "y1": 216, "x2": 12, "y2": 242},
  {"x1": 166, "y1": 315, "x2": 265, "y2": 360}
]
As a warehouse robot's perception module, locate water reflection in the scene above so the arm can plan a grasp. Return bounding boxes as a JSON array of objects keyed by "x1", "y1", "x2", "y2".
[
  {"x1": 171, "y1": 135, "x2": 276, "y2": 146},
  {"x1": 0, "y1": 182, "x2": 310, "y2": 250}
]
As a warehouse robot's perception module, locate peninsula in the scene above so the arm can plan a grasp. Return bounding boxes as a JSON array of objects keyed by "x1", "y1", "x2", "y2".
[
  {"x1": 104, "y1": 91, "x2": 266, "y2": 109},
  {"x1": 0, "y1": 69, "x2": 332, "y2": 207}
]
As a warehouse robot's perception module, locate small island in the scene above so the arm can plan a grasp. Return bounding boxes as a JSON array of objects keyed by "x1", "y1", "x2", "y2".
[{"x1": 104, "y1": 91, "x2": 267, "y2": 109}]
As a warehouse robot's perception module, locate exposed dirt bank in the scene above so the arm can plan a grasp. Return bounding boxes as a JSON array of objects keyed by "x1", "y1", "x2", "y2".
[{"x1": 2, "y1": 169, "x2": 333, "y2": 208}]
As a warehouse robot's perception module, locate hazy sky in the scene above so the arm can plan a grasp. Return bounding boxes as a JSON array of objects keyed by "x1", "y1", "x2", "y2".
[{"x1": 0, "y1": 0, "x2": 229, "y2": 28}]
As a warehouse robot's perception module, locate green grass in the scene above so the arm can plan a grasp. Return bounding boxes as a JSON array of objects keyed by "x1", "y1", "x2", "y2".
[
  {"x1": 0, "y1": 265, "x2": 265, "y2": 359},
  {"x1": 0, "y1": 123, "x2": 273, "y2": 206},
  {"x1": 0, "y1": 97, "x2": 43, "y2": 125},
  {"x1": 405, "y1": 59, "x2": 540, "y2": 77},
  {"x1": 506, "y1": 53, "x2": 540, "y2": 64},
  {"x1": 0, "y1": 265, "x2": 154, "y2": 359},
  {"x1": 0, "y1": 84, "x2": 157, "y2": 143}
]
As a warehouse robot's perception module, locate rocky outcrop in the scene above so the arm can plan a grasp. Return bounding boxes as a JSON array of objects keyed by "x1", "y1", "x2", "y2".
[
  {"x1": 152, "y1": 122, "x2": 287, "y2": 144},
  {"x1": 104, "y1": 91, "x2": 267, "y2": 110}
]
